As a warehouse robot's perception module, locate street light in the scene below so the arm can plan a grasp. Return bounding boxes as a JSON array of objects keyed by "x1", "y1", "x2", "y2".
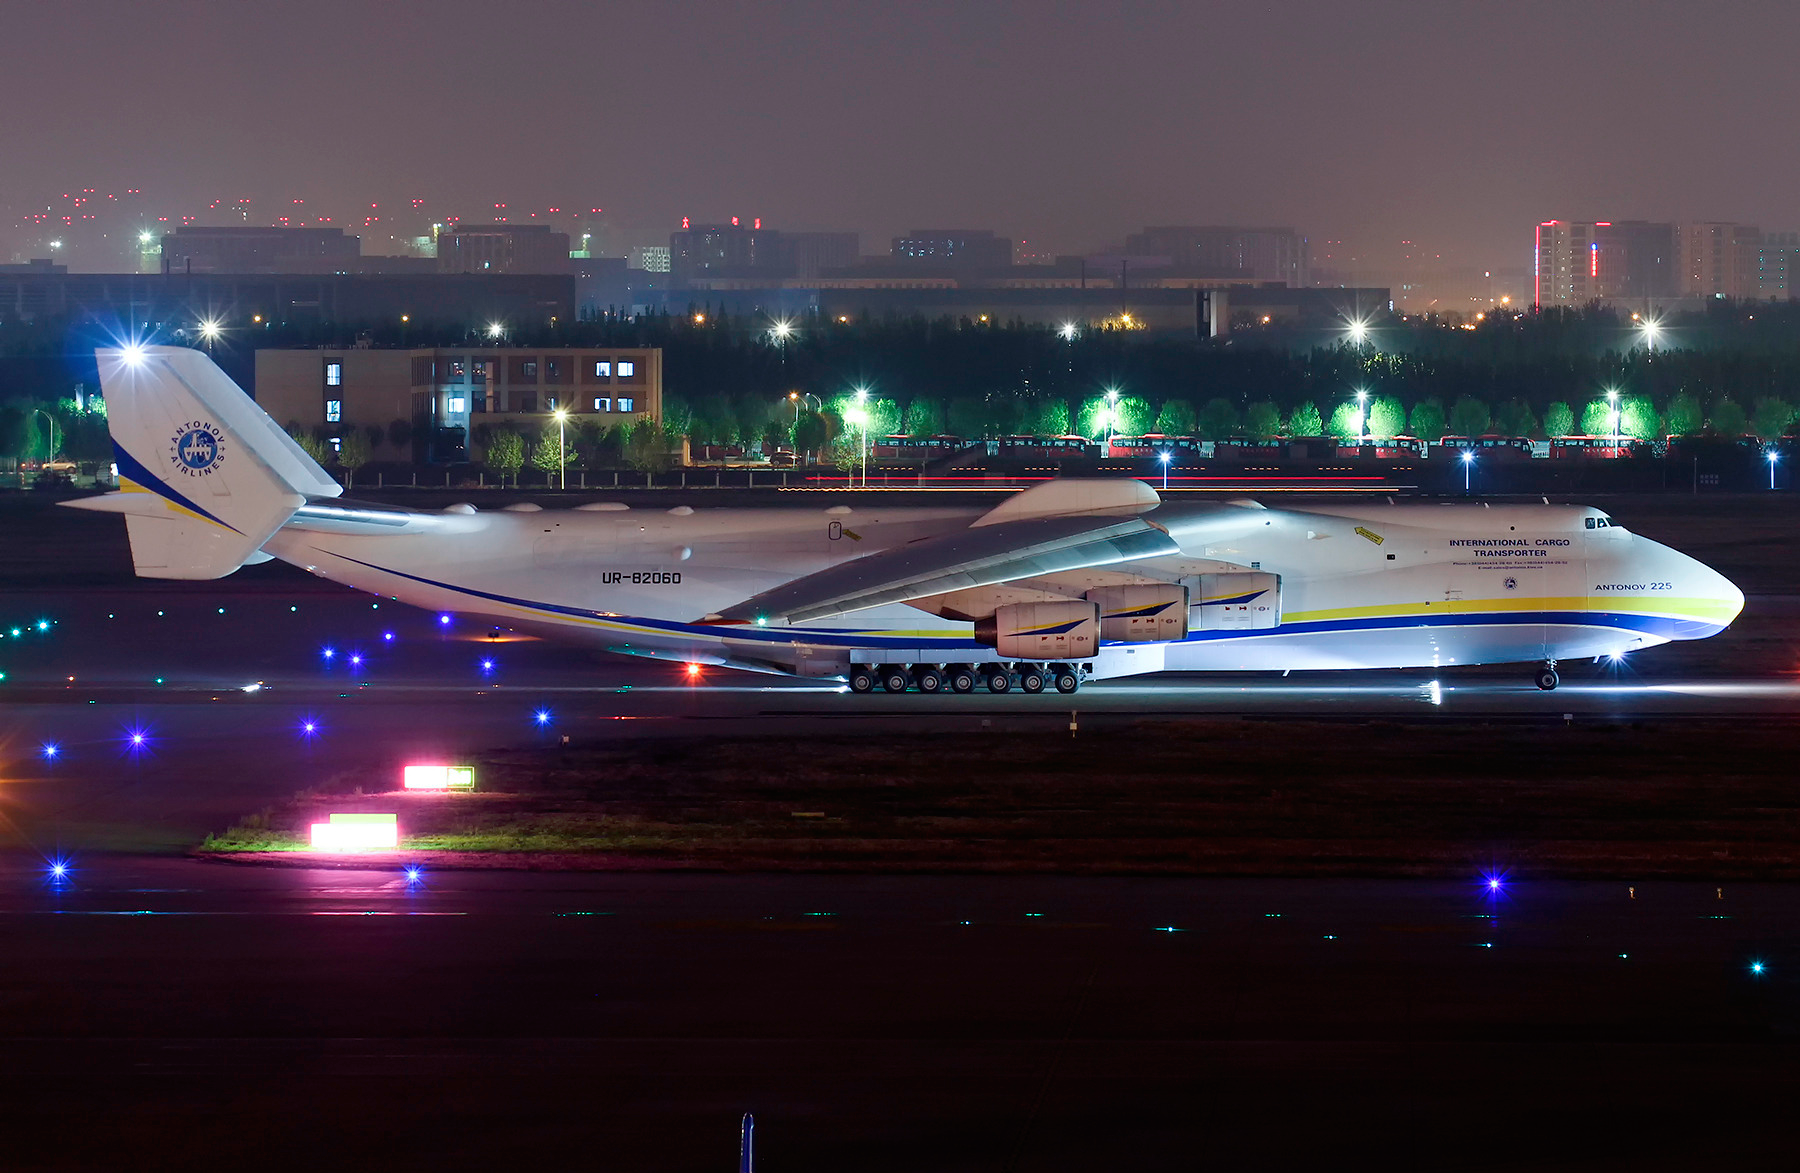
[
  {"x1": 486, "y1": 321, "x2": 504, "y2": 340},
  {"x1": 1355, "y1": 389, "x2": 1369, "y2": 443},
  {"x1": 1346, "y1": 317, "x2": 1370, "y2": 346},
  {"x1": 1461, "y1": 449, "x2": 1475, "y2": 494},
  {"x1": 1059, "y1": 322, "x2": 1078, "y2": 341},
  {"x1": 1769, "y1": 449, "x2": 1779, "y2": 490},
  {"x1": 852, "y1": 386, "x2": 870, "y2": 487},
  {"x1": 1159, "y1": 450, "x2": 1171, "y2": 490},
  {"x1": 1639, "y1": 318, "x2": 1661, "y2": 350},
  {"x1": 552, "y1": 407, "x2": 568, "y2": 489},
  {"x1": 32, "y1": 408, "x2": 57, "y2": 471},
  {"x1": 1606, "y1": 388, "x2": 1620, "y2": 443},
  {"x1": 1105, "y1": 386, "x2": 1120, "y2": 451}
]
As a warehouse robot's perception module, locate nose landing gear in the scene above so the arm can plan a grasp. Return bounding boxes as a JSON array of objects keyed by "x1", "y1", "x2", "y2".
[{"x1": 1534, "y1": 661, "x2": 1560, "y2": 691}]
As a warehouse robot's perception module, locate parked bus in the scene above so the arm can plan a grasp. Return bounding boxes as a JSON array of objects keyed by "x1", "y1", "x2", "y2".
[
  {"x1": 993, "y1": 435, "x2": 1101, "y2": 459},
  {"x1": 1337, "y1": 436, "x2": 1427, "y2": 459},
  {"x1": 1549, "y1": 435, "x2": 1646, "y2": 459},
  {"x1": 869, "y1": 434, "x2": 967, "y2": 461},
  {"x1": 1438, "y1": 434, "x2": 1535, "y2": 460},
  {"x1": 1105, "y1": 434, "x2": 1209, "y2": 460}
]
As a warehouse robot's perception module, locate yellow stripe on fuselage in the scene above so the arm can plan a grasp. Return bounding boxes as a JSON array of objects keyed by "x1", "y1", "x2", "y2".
[{"x1": 1286, "y1": 594, "x2": 1739, "y2": 626}]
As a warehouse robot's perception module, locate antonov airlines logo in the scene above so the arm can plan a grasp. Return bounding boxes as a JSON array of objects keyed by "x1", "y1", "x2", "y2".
[{"x1": 169, "y1": 420, "x2": 225, "y2": 477}]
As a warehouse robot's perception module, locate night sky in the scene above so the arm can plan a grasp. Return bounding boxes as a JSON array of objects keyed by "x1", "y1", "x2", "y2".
[{"x1": 6, "y1": 0, "x2": 1799, "y2": 266}]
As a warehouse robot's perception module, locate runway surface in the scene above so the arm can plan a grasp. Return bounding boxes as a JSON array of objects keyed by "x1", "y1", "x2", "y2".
[
  {"x1": 0, "y1": 585, "x2": 1794, "y2": 847},
  {"x1": 3, "y1": 495, "x2": 1799, "y2": 1168}
]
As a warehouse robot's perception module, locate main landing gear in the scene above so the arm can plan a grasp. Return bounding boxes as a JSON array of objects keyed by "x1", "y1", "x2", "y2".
[
  {"x1": 1534, "y1": 661, "x2": 1560, "y2": 691},
  {"x1": 849, "y1": 663, "x2": 1085, "y2": 696}
]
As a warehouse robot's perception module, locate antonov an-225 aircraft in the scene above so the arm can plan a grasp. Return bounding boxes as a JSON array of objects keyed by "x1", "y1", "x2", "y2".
[{"x1": 69, "y1": 346, "x2": 1745, "y2": 695}]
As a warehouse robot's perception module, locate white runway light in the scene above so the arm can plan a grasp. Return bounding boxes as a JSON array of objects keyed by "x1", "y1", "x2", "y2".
[{"x1": 310, "y1": 813, "x2": 398, "y2": 852}]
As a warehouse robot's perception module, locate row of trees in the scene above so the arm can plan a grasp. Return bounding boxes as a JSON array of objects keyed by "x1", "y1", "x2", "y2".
[
  {"x1": 7, "y1": 301, "x2": 1800, "y2": 468},
  {"x1": 0, "y1": 396, "x2": 110, "y2": 465},
  {"x1": 690, "y1": 388, "x2": 1799, "y2": 454},
  {"x1": 286, "y1": 416, "x2": 673, "y2": 482}
]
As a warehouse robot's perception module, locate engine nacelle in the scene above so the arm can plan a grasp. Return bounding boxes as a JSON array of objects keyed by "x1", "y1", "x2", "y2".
[
  {"x1": 974, "y1": 601, "x2": 1100, "y2": 660},
  {"x1": 1085, "y1": 584, "x2": 1189, "y2": 643},
  {"x1": 1191, "y1": 572, "x2": 1281, "y2": 630}
]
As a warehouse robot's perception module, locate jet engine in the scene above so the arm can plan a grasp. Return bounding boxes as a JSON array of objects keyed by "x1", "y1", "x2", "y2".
[
  {"x1": 974, "y1": 601, "x2": 1100, "y2": 659},
  {"x1": 1191, "y1": 572, "x2": 1281, "y2": 630},
  {"x1": 1085, "y1": 584, "x2": 1189, "y2": 643}
]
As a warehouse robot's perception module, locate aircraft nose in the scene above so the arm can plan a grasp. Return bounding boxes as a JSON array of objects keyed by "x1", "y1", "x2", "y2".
[
  {"x1": 1710, "y1": 564, "x2": 1745, "y2": 626},
  {"x1": 1679, "y1": 550, "x2": 1743, "y2": 636}
]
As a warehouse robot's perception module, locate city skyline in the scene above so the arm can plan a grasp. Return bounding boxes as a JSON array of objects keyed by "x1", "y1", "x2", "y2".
[{"x1": 5, "y1": 0, "x2": 1799, "y2": 277}]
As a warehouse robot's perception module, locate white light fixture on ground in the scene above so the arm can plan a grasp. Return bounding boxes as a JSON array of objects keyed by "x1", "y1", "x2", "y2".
[
  {"x1": 403, "y1": 764, "x2": 476, "y2": 791},
  {"x1": 310, "y1": 812, "x2": 398, "y2": 851}
]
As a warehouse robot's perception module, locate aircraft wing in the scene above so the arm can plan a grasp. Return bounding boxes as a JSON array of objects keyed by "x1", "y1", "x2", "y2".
[{"x1": 706, "y1": 513, "x2": 1183, "y2": 626}]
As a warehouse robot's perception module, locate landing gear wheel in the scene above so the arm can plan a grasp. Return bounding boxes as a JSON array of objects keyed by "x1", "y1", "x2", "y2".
[
  {"x1": 984, "y1": 667, "x2": 1012, "y2": 694},
  {"x1": 1534, "y1": 666, "x2": 1560, "y2": 691},
  {"x1": 881, "y1": 666, "x2": 912, "y2": 694},
  {"x1": 1053, "y1": 669, "x2": 1081, "y2": 694},
  {"x1": 848, "y1": 668, "x2": 877, "y2": 694},
  {"x1": 1019, "y1": 667, "x2": 1047, "y2": 694},
  {"x1": 948, "y1": 666, "x2": 977, "y2": 694},
  {"x1": 914, "y1": 667, "x2": 946, "y2": 694}
]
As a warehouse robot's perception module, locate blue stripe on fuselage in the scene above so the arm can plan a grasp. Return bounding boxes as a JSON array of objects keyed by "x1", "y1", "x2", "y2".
[{"x1": 313, "y1": 550, "x2": 1722, "y2": 650}]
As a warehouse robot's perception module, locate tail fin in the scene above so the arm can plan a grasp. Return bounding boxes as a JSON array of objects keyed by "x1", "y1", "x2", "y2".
[{"x1": 80, "y1": 346, "x2": 342, "y2": 580}]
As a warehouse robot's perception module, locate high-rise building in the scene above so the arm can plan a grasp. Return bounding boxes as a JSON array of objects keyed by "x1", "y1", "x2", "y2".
[
  {"x1": 1758, "y1": 232, "x2": 1800, "y2": 300},
  {"x1": 630, "y1": 246, "x2": 671, "y2": 273},
  {"x1": 1675, "y1": 222, "x2": 1761, "y2": 299},
  {"x1": 669, "y1": 222, "x2": 788, "y2": 283},
  {"x1": 1533, "y1": 221, "x2": 1676, "y2": 306},
  {"x1": 1123, "y1": 227, "x2": 1308, "y2": 286},
  {"x1": 891, "y1": 230, "x2": 1013, "y2": 269},
  {"x1": 436, "y1": 224, "x2": 572, "y2": 274}
]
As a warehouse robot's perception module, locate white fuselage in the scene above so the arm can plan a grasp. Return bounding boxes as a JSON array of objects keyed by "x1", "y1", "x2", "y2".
[{"x1": 260, "y1": 499, "x2": 1743, "y2": 680}]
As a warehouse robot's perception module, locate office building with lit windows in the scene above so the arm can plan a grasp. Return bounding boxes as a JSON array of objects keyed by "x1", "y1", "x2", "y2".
[
  {"x1": 1533, "y1": 220, "x2": 1676, "y2": 306},
  {"x1": 1759, "y1": 232, "x2": 1800, "y2": 300},
  {"x1": 254, "y1": 346, "x2": 662, "y2": 462},
  {"x1": 1675, "y1": 222, "x2": 1762, "y2": 299}
]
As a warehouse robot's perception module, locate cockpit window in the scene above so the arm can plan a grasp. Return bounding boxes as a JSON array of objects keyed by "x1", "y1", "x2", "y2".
[{"x1": 1585, "y1": 515, "x2": 1616, "y2": 529}]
